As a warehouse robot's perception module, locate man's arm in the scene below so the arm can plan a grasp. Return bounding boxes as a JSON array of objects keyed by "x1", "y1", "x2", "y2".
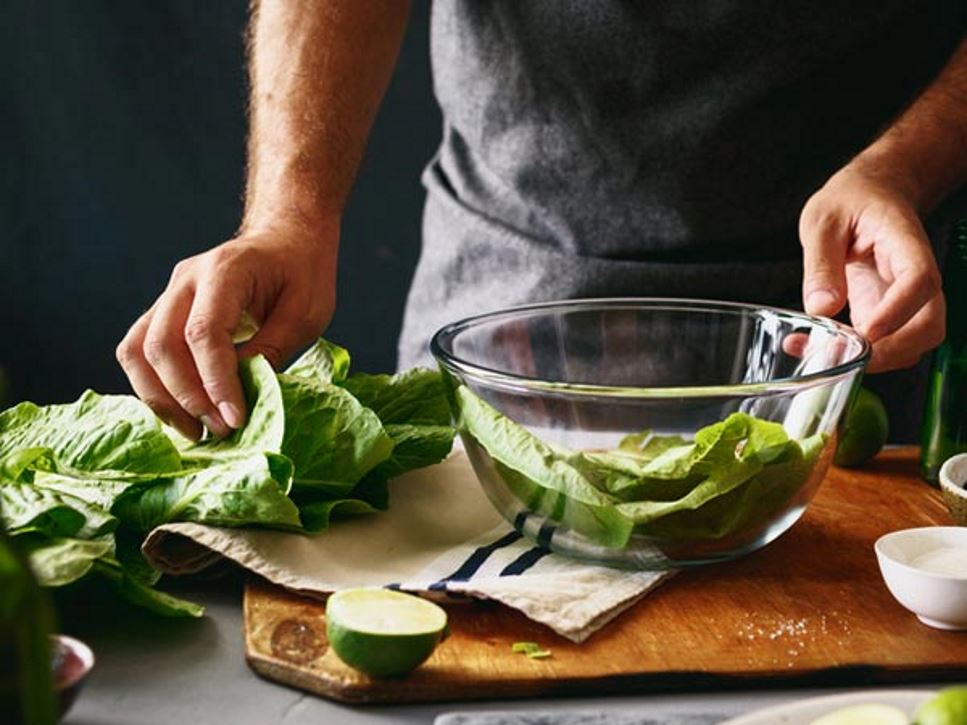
[
  {"x1": 117, "y1": 1, "x2": 410, "y2": 440},
  {"x1": 800, "y1": 36, "x2": 967, "y2": 372}
]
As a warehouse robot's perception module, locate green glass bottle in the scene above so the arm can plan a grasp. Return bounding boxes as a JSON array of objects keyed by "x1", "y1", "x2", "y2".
[
  {"x1": 920, "y1": 221, "x2": 967, "y2": 485},
  {"x1": 0, "y1": 519, "x2": 57, "y2": 725}
]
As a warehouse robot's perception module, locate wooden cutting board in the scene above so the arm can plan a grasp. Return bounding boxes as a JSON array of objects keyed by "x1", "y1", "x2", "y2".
[{"x1": 243, "y1": 447, "x2": 967, "y2": 704}]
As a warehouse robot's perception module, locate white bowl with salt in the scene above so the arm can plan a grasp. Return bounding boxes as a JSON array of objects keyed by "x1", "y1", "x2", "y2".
[{"x1": 875, "y1": 526, "x2": 967, "y2": 630}]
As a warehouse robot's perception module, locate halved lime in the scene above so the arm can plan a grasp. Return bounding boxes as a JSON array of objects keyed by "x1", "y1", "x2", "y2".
[
  {"x1": 834, "y1": 387, "x2": 889, "y2": 467},
  {"x1": 326, "y1": 588, "x2": 447, "y2": 677},
  {"x1": 808, "y1": 703, "x2": 907, "y2": 725},
  {"x1": 914, "y1": 686, "x2": 967, "y2": 725}
]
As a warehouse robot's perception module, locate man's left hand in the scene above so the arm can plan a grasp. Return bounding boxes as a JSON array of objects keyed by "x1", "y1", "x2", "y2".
[{"x1": 798, "y1": 161, "x2": 946, "y2": 372}]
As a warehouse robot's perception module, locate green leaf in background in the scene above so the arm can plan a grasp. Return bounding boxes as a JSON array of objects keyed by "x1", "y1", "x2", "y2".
[
  {"x1": 279, "y1": 374, "x2": 393, "y2": 490},
  {"x1": 298, "y1": 497, "x2": 382, "y2": 532},
  {"x1": 25, "y1": 536, "x2": 115, "y2": 587},
  {"x1": 1, "y1": 483, "x2": 85, "y2": 537},
  {"x1": 1, "y1": 482, "x2": 116, "y2": 539},
  {"x1": 0, "y1": 482, "x2": 118, "y2": 539},
  {"x1": 112, "y1": 453, "x2": 299, "y2": 532},
  {"x1": 113, "y1": 529, "x2": 163, "y2": 586},
  {"x1": 30, "y1": 471, "x2": 151, "y2": 513},
  {"x1": 92, "y1": 558, "x2": 203, "y2": 618},
  {"x1": 368, "y1": 423, "x2": 455, "y2": 481},
  {"x1": 285, "y1": 338, "x2": 351, "y2": 383},
  {"x1": 0, "y1": 391, "x2": 181, "y2": 475},
  {"x1": 341, "y1": 368, "x2": 451, "y2": 425}
]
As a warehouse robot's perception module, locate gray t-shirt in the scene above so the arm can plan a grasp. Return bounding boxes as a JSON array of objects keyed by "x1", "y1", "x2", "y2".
[{"x1": 398, "y1": 1, "x2": 964, "y2": 369}]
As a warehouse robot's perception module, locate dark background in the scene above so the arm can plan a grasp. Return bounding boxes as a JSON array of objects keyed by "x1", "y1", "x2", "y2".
[{"x1": 1, "y1": 1, "x2": 438, "y2": 406}]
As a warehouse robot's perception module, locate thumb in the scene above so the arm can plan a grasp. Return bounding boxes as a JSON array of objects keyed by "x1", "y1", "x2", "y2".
[
  {"x1": 237, "y1": 294, "x2": 317, "y2": 370},
  {"x1": 799, "y1": 205, "x2": 849, "y2": 318}
]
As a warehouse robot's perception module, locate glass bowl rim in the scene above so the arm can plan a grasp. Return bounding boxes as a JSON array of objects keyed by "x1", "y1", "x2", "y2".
[{"x1": 430, "y1": 297, "x2": 871, "y2": 399}]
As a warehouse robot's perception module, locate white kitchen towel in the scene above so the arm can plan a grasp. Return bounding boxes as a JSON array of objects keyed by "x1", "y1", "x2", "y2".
[{"x1": 142, "y1": 451, "x2": 673, "y2": 642}]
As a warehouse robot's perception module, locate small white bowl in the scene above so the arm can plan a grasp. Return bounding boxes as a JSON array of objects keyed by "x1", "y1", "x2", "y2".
[
  {"x1": 940, "y1": 452, "x2": 967, "y2": 526},
  {"x1": 874, "y1": 526, "x2": 967, "y2": 630}
]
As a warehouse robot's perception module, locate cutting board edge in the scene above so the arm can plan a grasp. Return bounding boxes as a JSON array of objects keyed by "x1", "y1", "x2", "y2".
[{"x1": 243, "y1": 643, "x2": 967, "y2": 706}]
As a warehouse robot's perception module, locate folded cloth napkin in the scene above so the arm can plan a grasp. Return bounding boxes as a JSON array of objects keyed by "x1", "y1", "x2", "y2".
[{"x1": 142, "y1": 452, "x2": 673, "y2": 642}]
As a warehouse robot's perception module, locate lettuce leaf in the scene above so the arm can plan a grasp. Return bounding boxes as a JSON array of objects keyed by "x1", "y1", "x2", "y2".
[
  {"x1": 455, "y1": 387, "x2": 634, "y2": 548},
  {"x1": 112, "y1": 454, "x2": 299, "y2": 532},
  {"x1": 0, "y1": 391, "x2": 181, "y2": 475},
  {"x1": 285, "y1": 338, "x2": 351, "y2": 383},
  {"x1": 24, "y1": 536, "x2": 115, "y2": 587},
  {"x1": 0, "y1": 338, "x2": 454, "y2": 616},
  {"x1": 1, "y1": 482, "x2": 116, "y2": 539},
  {"x1": 454, "y1": 385, "x2": 828, "y2": 549}
]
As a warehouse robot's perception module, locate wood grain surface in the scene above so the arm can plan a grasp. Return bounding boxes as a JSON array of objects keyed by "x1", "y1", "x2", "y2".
[{"x1": 243, "y1": 447, "x2": 967, "y2": 704}]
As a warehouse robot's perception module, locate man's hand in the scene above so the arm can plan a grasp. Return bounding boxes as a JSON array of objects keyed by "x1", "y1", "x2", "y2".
[
  {"x1": 116, "y1": 223, "x2": 338, "y2": 440},
  {"x1": 116, "y1": 1, "x2": 410, "y2": 439},
  {"x1": 799, "y1": 162, "x2": 945, "y2": 372},
  {"x1": 799, "y1": 35, "x2": 967, "y2": 372}
]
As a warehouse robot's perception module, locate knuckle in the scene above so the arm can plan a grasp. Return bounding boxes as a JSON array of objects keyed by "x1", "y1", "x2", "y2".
[
  {"x1": 208, "y1": 242, "x2": 249, "y2": 269},
  {"x1": 171, "y1": 258, "x2": 194, "y2": 280},
  {"x1": 798, "y1": 196, "x2": 828, "y2": 240},
  {"x1": 142, "y1": 337, "x2": 170, "y2": 367},
  {"x1": 184, "y1": 316, "x2": 217, "y2": 347},
  {"x1": 115, "y1": 338, "x2": 138, "y2": 367}
]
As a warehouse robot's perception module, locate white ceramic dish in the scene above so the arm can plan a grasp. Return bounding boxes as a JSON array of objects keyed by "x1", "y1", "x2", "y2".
[
  {"x1": 875, "y1": 526, "x2": 967, "y2": 630},
  {"x1": 939, "y1": 452, "x2": 967, "y2": 526},
  {"x1": 723, "y1": 690, "x2": 933, "y2": 725}
]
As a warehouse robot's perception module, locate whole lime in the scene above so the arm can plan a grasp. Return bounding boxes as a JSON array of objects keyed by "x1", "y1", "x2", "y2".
[
  {"x1": 914, "y1": 686, "x2": 967, "y2": 725},
  {"x1": 834, "y1": 387, "x2": 889, "y2": 467},
  {"x1": 326, "y1": 588, "x2": 448, "y2": 678}
]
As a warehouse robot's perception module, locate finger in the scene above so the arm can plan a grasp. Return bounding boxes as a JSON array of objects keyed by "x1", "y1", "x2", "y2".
[
  {"x1": 799, "y1": 205, "x2": 849, "y2": 318},
  {"x1": 781, "y1": 332, "x2": 810, "y2": 359},
  {"x1": 867, "y1": 292, "x2": 945, "y2": 373},
  {"x1": 117, "y1": 310, "x2": 204, "y2": 440},
  {"x1": 184, "y1": 273, "x2": 248, "y2": 429},
  {"x1": 237, "y1": 292, "x2": 318, "y2": 370},
  {"x1": 859, "y1": 227, "x2": 942, "y2": 343},
  {"x1": 143, "y1": 284, "x2": 232, "y2": 438}
]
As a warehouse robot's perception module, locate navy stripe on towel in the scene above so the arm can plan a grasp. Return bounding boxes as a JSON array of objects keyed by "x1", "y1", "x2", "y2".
[
  {"x1": 428, "y1": 530, "x2": 524, "y2": 591},
  {"x1": 500, "y1": 546, "x2": 550, "y2": 576}
]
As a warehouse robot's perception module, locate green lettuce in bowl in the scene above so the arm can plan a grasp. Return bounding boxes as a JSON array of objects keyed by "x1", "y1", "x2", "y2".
[{"x1": 456, "y1": 386, "x2": 826, "y2": 556}]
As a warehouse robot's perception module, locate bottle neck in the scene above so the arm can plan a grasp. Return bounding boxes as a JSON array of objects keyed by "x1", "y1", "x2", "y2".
[{"x1": 943, "y1": 222, "x2": 967, "y2": 329}]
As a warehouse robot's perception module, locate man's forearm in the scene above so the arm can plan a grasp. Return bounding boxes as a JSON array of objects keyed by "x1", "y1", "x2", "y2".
[
  {"x1": 851, "y1": 35, "x2": 967, "y2": 213},
  {"x1": 242, "y1": 0, "x2": 411, "y2": 233}
]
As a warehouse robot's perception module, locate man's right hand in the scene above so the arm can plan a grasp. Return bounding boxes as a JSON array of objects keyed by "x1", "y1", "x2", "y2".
[{"x1": 116, "y1": 221, "x2": 338, "y2": 441}]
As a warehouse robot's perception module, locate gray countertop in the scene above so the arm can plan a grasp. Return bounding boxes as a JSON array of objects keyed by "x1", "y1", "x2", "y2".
[{"x1": 58, "y1": 574, "x2": 943, "y2": 725}]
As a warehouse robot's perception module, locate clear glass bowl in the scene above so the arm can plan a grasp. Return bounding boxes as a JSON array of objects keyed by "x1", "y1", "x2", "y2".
[{"x1": 431, "y1": 298, "x2": 869, "y2": 569}]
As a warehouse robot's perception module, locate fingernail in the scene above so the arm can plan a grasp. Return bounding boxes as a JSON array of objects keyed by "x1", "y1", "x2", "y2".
[
  {"x1": 200, "y1": 413, "x2": 230, "y2": 440},
  {"x1": 863, "y1": 324, "x2": 884, "y2": 342},
  {"x1": 218, "y1": 402, "x2": 243, "y2": 429},
  {"x1": 805, "y1": 290, "x2": 838, "y2": 314}
]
